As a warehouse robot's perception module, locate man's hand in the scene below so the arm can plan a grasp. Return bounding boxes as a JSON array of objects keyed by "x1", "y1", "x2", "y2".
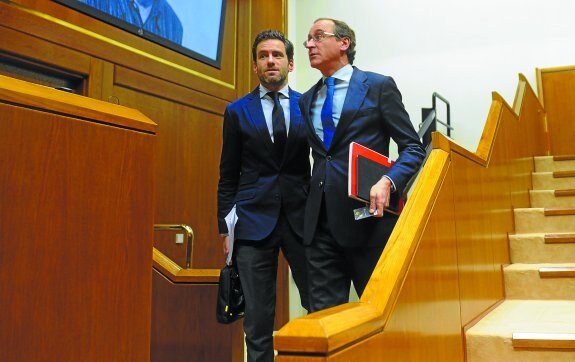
[
  {"x1": 221, "y1": 234, "x2": 230, "y2": 256},
  {"x1": 369, "y1": 176, "x2": 391, "y2": 218}
]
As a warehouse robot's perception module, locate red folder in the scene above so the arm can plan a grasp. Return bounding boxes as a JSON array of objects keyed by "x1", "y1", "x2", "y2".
[{"x1": 348, "y1": 142, "x2": 404, "y2": 215}]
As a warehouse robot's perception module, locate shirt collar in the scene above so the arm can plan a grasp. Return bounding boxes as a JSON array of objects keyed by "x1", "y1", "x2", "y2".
[
  {"x1": 259, "y1": 84, "x2": 290, "y2": 99},
  {"x1": 323, "y1": 64, "x2": 353, "y2": 84}
]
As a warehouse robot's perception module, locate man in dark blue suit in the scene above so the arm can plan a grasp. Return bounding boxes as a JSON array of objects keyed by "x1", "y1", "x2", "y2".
[
  {"x1": 217, "y1": 30, "x2": 310, "y2": 362},
  {"x1": 300, "y1": 18, "x2": 426, "y2": 312}
]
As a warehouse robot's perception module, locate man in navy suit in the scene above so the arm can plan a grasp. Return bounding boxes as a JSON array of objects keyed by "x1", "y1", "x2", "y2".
[
  {"x1": 300, "y1": 18, "x2": 426, "y2": 312},
  {"x1": 217, "y1": 30, "x2": 310, "y2": 362}
]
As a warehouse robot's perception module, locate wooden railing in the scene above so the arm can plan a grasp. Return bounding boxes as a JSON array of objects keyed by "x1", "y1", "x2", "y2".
[{"x1": 274, "y1": 73, "x2": 548, "y2": 361}]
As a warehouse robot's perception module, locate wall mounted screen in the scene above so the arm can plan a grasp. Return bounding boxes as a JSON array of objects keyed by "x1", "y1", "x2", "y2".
[{"x1": 54, "y1": 0, "x2": 226, "y2": 68}]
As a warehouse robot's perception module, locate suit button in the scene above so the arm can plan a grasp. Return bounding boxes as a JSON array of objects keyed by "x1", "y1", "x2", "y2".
[
  {"x1": 326, "y1": 156, "x2": 332, "y2": 161},
  {"x1": 319, "y1": 181, "x2": 324, "y2": 188}
]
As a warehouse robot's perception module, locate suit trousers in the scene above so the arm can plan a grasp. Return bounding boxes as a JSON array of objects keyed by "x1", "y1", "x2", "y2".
[
  {"x1": 235, "y1": 210, "x2": 308, "y2": 362},
  {"x1": 305, "y1": 197, "x2": 385, "y2": 312}
]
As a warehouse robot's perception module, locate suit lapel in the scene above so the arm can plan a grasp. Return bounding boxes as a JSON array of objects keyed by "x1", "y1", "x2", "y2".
[
  {"x1": 333, "y1": 68, "x2": 368, "y2": 146},
  {"x1": 301, "y1": 80, "x2": 325, "y2": 149},
  {"x1": 284, "y1": 88, "x2": 301, "y2": 153},
  {"x1": 245, "y1": 88, "x2": 274, "y2": 153}
]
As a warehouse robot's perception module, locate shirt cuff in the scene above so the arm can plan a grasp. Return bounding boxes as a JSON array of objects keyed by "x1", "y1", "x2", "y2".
[{"x1": 382, "y1": 175, "x2": 396, "y2": 193}]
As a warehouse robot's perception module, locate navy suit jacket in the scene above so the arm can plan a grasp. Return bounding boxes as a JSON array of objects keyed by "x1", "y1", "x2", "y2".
[
  {"x1": 300, "y1": 67, "x2": 425, "y2": 248},
  {"x1": 218, "y1": 87, "x2": 310, "y2": 241}
]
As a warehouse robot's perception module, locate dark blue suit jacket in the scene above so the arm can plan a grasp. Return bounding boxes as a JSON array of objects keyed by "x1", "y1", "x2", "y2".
[
  {"x1": 218, "y1": 87, "x2": 310, "y2": 241},
  {"x1": 300, "y1": 67, "x2": 425, "y2": 248}
]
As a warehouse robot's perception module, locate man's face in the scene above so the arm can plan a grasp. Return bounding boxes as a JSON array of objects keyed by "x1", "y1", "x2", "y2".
[
  {"x1": 253, "y1": 39, "x2": 293, "y2": 91},
  {"x1": 305, "y1": 20, "x2": 345, "y2": 74}
]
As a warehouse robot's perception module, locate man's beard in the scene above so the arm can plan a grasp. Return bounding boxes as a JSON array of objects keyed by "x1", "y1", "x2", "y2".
[{"x1": 261, "y1": 74, "x2": 286, "y2": 87}]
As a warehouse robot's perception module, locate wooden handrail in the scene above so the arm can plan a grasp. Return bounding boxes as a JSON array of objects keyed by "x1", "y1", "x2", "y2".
[{"x1": 152, "y1": 248, "x2": 219, "y2": 283}]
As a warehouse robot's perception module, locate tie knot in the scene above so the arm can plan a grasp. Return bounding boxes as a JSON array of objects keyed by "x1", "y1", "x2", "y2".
[
  {"x1": 268, "y1": 92, "x2": 280, "y2": 102},
  {"x1": 325, "y1": 77, "x2": 335, "y2": 87}
]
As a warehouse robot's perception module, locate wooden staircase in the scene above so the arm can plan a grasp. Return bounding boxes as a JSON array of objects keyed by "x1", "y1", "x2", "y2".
[{"x1": 466, "y1": 155, "x2": 575, "y2": 361}]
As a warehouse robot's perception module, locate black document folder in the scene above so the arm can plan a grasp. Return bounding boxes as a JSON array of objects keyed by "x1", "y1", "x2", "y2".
[{"x1": 348, "y1": 142, "x2": 404, "y2": 215}]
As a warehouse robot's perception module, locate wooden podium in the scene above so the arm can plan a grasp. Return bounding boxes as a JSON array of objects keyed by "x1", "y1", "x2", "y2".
[{"x1": 0, "y1": 75, "x2": 157, "y2": 361}]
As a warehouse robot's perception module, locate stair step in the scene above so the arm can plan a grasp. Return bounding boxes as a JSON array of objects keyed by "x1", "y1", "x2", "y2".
[
  {"x1": 514, "y1": 208, "x2": 575, "y2": 233},
  {"x1": 466, "y1": 300, "x2": 575, "y2": 361},
  {"x1": 509, "y1": 233, "x2": 575, "y2": 263},
  {"x1": 532, "y1": 172, "x2": 575, "y2": 190},
  {"x1": 513, "y1": 332, "x2": 575, "y2": 349},
  {"x1": 504, "y1": 264, "x2": 575, "y2": 299},
  {"x1": 530, "y1": 189, "x2": 575, "y2": 208},
  {"x1": 535, "y1": 155, "x2": 575, "y2": 172}
]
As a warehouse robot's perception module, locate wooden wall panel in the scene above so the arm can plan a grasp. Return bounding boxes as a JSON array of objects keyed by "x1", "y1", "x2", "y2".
[
  {"x1": 151, "y1": 271, "x2": 245, "y2": 362},
  {"x1": 537, "y1": 66, "x2": 575, "y2": 156},
  {"x1": 109, "y1": 82, "x2": 223, "y2": 268},
  {"x1": 0, "y1": 96, "x2": 155, "y2": 361},
  {"x1": 450, "y1": 153, "x2": 502, "y2": 324},
  {"x1": 378, "y1": 164, "x2": 464, "y2": 361}
]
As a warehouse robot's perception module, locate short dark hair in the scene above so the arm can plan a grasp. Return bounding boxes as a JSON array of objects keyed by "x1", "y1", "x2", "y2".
[
  {"x1": 252, "y1": 29, "x2": 294, "y2": 62},
  {"x1": 314, "y1": 18, "x2": 356, "y2": 65}
]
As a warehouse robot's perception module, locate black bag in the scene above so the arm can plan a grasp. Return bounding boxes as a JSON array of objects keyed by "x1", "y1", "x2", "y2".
[{"x1": 216, "y1": 264, "x2": 245, "y2": 324}]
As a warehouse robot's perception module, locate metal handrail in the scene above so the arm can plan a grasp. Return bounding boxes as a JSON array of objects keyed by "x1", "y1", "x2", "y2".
[
  {"x1": 403, "y1": 93, "x2": 454, "y2": 199},
  {"x1": 419, "y1": 92, "x2": 453, "y2": 152},
  {"x1": 431, "y1": 92, "x2": 453, "y2": 136},
  {"x1": 153, "y1": 224, "x2": 194, "y2": 269}
]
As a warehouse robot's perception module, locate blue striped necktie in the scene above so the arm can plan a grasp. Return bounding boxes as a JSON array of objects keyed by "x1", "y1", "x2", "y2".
[{"x1": 321, "y1": 77, "x2": 336, "y2": 148}]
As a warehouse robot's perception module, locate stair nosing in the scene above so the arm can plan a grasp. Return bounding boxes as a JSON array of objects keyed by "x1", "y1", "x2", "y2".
[
  {"x1": 544, "y1": 207, "x2": 575, "y2": 216},
  {"x1": 555, "y1": 189, "x2": 575, "y2": 197},
  {"x1": 539, "y1": 267, "x2": 575, "y2": 278},
  {"x1": 553, "y1": 170, "x2": 575, "y2": 178},
  {"x1": 554, "y1": 155, "x2": 575, "y2": 162},
  {"x1": 545, "y1": 233, "x2": 575, "y2": 243},
  {"x1": 513, "y1": 332, "x2": 575, "y2": 349}
]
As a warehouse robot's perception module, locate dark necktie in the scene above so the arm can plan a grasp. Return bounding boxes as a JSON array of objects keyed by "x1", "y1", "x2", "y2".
[
  {"x1": 268, "y1": 92, "x2": 287, "y2": 163},
  {"x1": 321, "y1": 77, "x2": 336, "y2": 148}
]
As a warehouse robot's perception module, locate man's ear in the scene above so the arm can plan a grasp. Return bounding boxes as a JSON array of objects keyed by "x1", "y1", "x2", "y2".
[
  {"x1": 252, "y1": 61, "x2": 258, "y2": 74},
  {"x1": 288, "y1": 59, "x2": 295, "y2": 72},
  {"x1": 340, "y1": 37, "x2": 351, "y2": 52}
]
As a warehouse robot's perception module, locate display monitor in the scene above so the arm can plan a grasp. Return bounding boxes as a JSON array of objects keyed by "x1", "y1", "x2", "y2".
[{"x1": 54, "y1": 0, "x2": 226, "y2": 68}]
